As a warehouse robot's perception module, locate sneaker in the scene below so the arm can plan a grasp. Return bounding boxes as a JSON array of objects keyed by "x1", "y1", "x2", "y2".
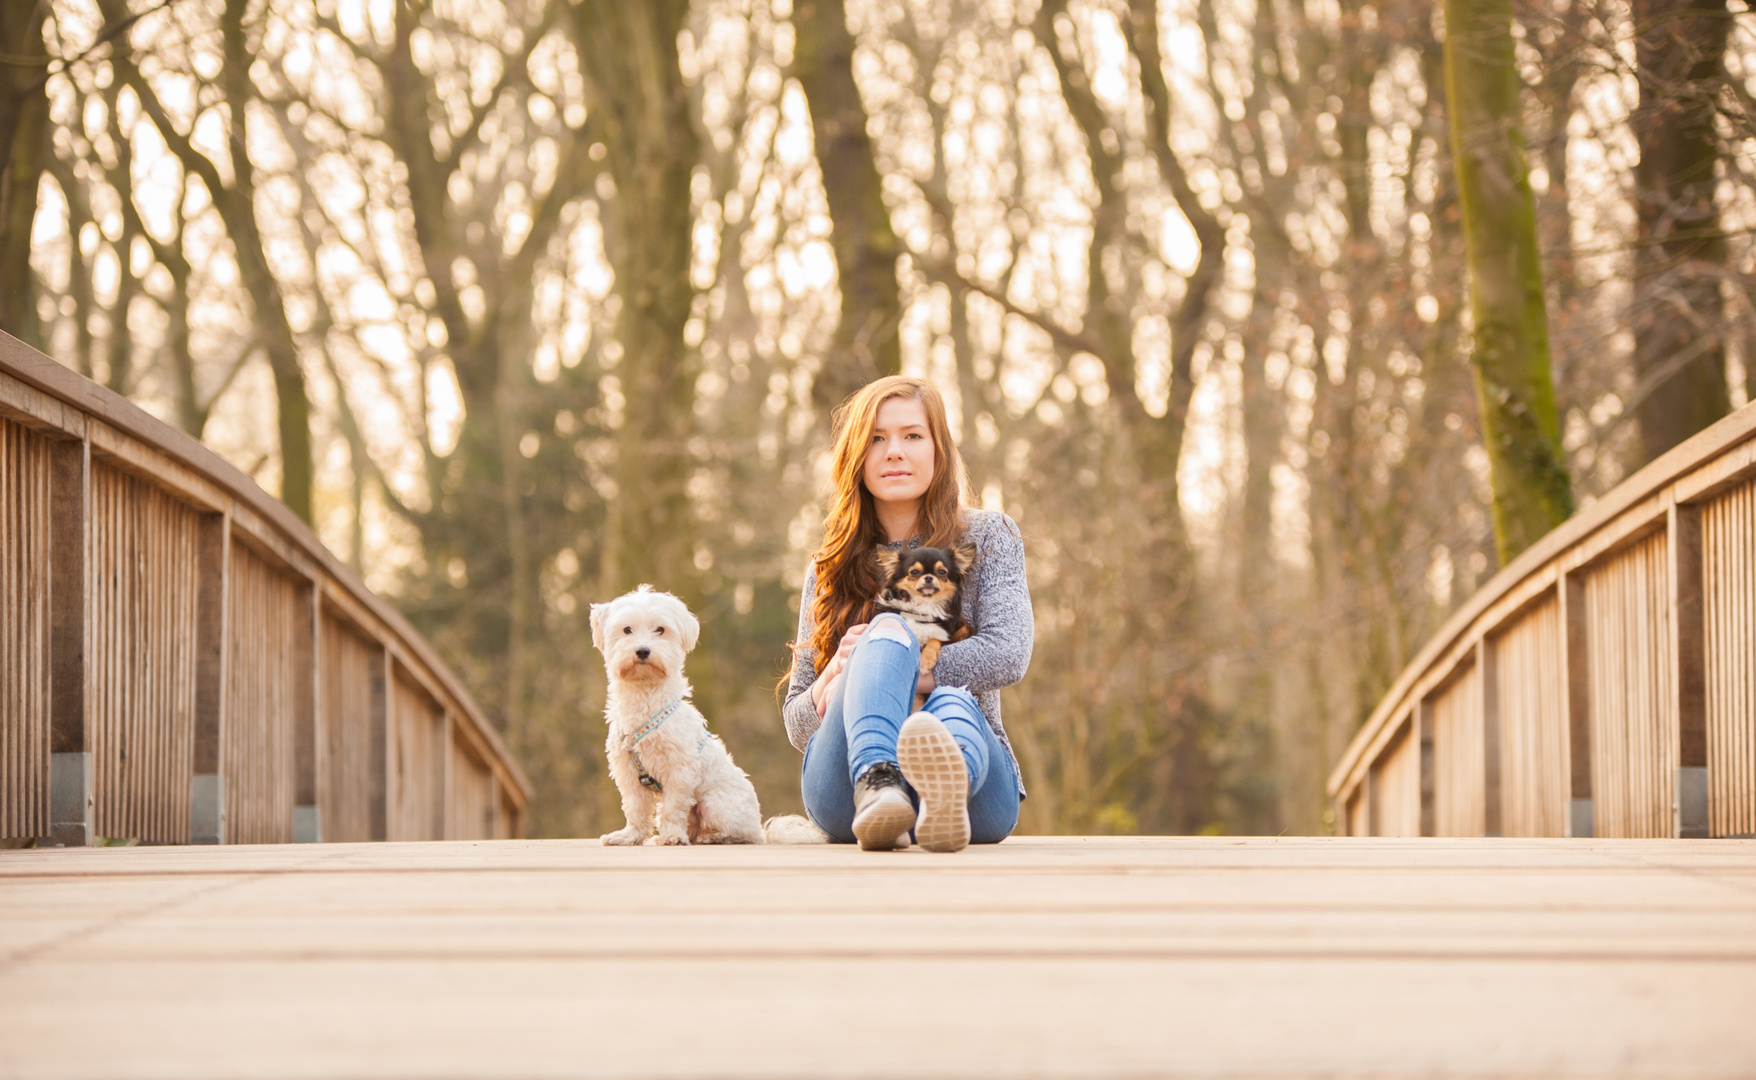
[
  {"x1": 851, "y1": 762, "x2": 915, "y2": 851},
  {"x1": 897, "y1": 712, "x2": 969, "y2": 853}
]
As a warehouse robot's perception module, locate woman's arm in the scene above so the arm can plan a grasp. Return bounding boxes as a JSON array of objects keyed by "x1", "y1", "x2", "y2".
[
  {"x1": 933, "y1": 512, "x2": 1032, "y2": 695},
  {"x1": 782, "y1": 563, "x2": 824, "y2": 752}
]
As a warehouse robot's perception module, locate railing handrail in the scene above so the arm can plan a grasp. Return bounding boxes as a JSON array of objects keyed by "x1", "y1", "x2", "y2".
[
  {"x1": 0, "y1": 330, "x2": 531, "y2": 808},
  {"x1": 1328, "y1": 398, "x2": 1756, "y2": 805}
]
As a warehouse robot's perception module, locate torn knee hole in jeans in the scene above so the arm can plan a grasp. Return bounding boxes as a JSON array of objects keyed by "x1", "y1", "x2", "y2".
[{"x1": 866, "y1": 616, "x2": 914, "y2": 645}]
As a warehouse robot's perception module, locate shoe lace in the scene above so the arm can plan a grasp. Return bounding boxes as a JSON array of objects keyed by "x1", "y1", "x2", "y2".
[{"x1": 857, "y1": 762, "x2": 902, "y2": 792}]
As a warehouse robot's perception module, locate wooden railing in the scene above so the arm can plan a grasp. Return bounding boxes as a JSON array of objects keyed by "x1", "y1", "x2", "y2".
[
  {"x1": 0, "y1": 333, "x2": 530, "y2": 845},
  {"x1": 1330, "y1": 400, "x2": 1756, "y2": 839}
]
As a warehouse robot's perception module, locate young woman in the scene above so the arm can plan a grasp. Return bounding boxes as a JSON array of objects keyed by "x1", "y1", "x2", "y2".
[{"x1": 782, "y1": 376, "x2": 1031, "y2": 852}]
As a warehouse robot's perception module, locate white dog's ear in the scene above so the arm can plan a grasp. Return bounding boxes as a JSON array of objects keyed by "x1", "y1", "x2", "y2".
[
  {"x1": 589, "y1": 601, "x2": 610, "y2": 652},
  {"x1": 677, "y1": 602, "x2": 701, "y2": 653}
]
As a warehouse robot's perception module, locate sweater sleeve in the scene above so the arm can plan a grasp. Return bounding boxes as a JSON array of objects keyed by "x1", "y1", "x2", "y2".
[
  {"x1": 933, "y1": 511, "x2": 1032, "y2": 695},
  {"x1": 781, "y1": 561, "x2": 823, "y2": 752}
]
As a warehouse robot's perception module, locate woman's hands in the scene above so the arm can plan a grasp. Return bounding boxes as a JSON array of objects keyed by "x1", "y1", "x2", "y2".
[{"x1": 811, "y1": 623, "x2": 867, "y2": 717}]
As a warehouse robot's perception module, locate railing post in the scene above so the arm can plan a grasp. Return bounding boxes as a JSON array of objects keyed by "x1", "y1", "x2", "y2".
[
  {"x1": 46, "y1": 433, "x2": 91, "y2": 847},
  {"x1": 1562, "y1": 572, "x2": 1594, "y2": 838},
  {"x1": 1480, "y1": 638, "x2": 1503, "y2": 837},
  {"x1": 191, "y1": 513, "x2": 230, "y2": 844},
  {"x1": 293, "y1": 584, "x2": 321, "y2": 842},
  {"x1": 1418, "y1": 700, "x2": 1436, "y2": 838},
  {"x1": 1670, "y1": 502, "x2": 1708, "y2": 838},
  {"x1": 441, "y1": 714, "x2": 454, "y2": 841},
  {"x1": 370, "y1": 649, "x2": 389, "y2": 841}
]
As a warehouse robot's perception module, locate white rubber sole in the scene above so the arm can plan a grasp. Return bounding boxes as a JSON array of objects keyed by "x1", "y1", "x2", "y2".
[
  {"x1": 851, "y1": 784, "x2": 915, "y2": 851},
  {"x1": 897, "y1": 712, "x2": 969, "y2": 853}
]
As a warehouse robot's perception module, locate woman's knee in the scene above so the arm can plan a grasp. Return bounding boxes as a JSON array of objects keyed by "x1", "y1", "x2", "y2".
[
  {"x1": 923, "y1": 684, "x2": 977, "y2": 714},
  {"x1": 969, "y1": 788, "x2": 1020, "y2": 844},
  {"x1": 971, "y1": 823, "x2": 1016, "y2": 845},
  {"x1": 799, "y1": 766, "x2": 857, "y2": 844},
  {"x1": 800, "y1": 729, "x2": 857, "y2": 843},
  {"x1": 864, "y1": 612, "x2": 917, "y2": 647},
  {"x1": 849, "y1": 614, "x2": 918, "y2": 673},
  {"x1": 806, "y1": 805, "x2": 856, "y2": 844}
]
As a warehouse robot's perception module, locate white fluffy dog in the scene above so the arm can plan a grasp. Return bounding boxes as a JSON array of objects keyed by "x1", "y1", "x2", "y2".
[{"x1": 591, "y1": 585, "x2": 766, "y2": 845}]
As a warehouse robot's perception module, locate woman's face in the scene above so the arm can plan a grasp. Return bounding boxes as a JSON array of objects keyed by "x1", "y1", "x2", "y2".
[{"x1": 861, "y1": 396, "x2": 936, "y2": 508}]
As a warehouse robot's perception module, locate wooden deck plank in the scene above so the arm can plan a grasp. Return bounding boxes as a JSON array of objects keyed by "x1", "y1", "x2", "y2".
[{"x1": 3, "y1": 837, "x2": 1754, "y2": 1079}]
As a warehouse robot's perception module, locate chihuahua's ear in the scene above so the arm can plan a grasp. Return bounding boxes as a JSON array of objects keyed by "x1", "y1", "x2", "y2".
[
  {"x1": 953, "y1": 540, "x2": 977, "y2": 576},
  {"x1": 872, "y1": 546, "x2": 900, "y2": 578},
  {"x1": 589, "y1": 601, "x2": 610, "y2": 652}
]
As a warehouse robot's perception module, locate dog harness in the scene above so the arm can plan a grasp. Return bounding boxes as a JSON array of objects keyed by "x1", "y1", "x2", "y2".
[{"x1": 623, "y1": 699, "x2": 711, "y2": 794}]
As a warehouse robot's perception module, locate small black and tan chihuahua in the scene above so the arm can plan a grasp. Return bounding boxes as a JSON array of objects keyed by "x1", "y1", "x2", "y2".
[{"x1": 872, "y1": 543, "x2": 977, "y2": 708}]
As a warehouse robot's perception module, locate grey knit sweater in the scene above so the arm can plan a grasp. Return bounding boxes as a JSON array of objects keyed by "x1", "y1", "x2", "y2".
[{"x1": 782, "y1": 508, "x2": 1032, "y2": 796}]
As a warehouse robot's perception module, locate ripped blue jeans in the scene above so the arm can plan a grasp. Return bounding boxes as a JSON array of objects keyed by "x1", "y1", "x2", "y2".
[{"x1": 801, "y1": 612, "x2": 1020, "y2": 844}]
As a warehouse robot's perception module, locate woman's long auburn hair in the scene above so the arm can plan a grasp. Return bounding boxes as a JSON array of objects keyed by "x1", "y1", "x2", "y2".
[{"x1": 803, "y1": 376, "x2": 971, "y2": 675}]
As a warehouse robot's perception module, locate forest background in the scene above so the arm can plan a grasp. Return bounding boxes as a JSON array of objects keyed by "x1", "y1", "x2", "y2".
[{"x1": 1, "y1": 0, "x2": 1752, "y2": 836}]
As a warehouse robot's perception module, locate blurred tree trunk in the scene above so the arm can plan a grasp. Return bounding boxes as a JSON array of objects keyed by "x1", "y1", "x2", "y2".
[
  {"x1": 1036, "y1": 0, "x2": 1231, "y2": 832},
  {"x1": 1522, "y1": 0, "x2": 1587, "y2": 312},
  {"x1": 383, "y1": 0, "x2": 520, "y2": 668},
  {"x1": 144, "y1": 212, "x2": 198, "y2": 434},
  {"x1": 0, "y1": 1, "x2": 50, "y2": 348},
  {"x1": 1329, "y1": 0, "x2": 1414, "y2": 700},
  {"x1": 96, "y1": 67, "x2": 201, "y2": 431},
  {"x1": 1230, "y1": 0, "x2": 1306, "y2": 833},
  {"x1": 218, "y1": 0, "x2": 312, "y2": 524},
  {"x1": 1122, "y1": 0, "x2": 1227, "y2": 452},
  {"x1": 99, "y1": 76, "x2": 143, "y2": 396},
  {"x1": 46, "y1": 155, "x2": 95, "y2": 376},
  {"x1": 570, "y1": 0, "x2": 702, "y2": 594},
  {"x1": 376, "y1": 0, "x2": 584, "y2": 744},
  {"x1": 895, "y1": 17, "x2": 991, "y2": 490},
  {"x1": 1442, "y1": 0, "x2": 1573, "y2": 561},
  {"x1": 793, "y1": 0, "x2": 902, "y2": 413},
  {"x1": 1035, "y1": 0, "x2": 1220, "y2": 580},
  {"x1": 1520, "y1": 0, "x2": 1590, "y2": 458},
  {"x1": 1630, "y1": 0, "x2": 1731, "y2": 462},
  {"x1": 106, "y1": 0, "x2": 315, "y2": 523},
  {"x1": 1233, "y1": 314, "x2": 1281, "y2": 831}
]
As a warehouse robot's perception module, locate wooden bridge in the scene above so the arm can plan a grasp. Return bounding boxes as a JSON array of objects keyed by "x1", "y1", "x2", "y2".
[
  {"x1": 0, "y1": 332, "x2": 528, "y2": 847},
  {"x1": 3, "y1": 836, "x2": 1754, "y2": 1078},
  {"x1": 1331, "y1": 401, "x2": 1756, "y2": 839},
  {"x1": 5, "y1": 338, "x2": 1756, "y2": 1077}
]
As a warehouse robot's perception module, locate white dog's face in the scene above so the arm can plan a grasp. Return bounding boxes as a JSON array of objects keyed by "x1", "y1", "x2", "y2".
[{"x1": 589, "y1": 586, "x2": 701, "y2": 683}]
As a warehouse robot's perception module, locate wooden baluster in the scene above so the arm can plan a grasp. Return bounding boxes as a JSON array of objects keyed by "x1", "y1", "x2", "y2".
[
  {"x1": 47, "y1": 433, "x2": 91, "y2": 847},
  {"x1": 293, "y1": 583, "x2": 321, "y2": 842},
  {"x1": 1670, "y1": 502, "x2": 1708, "y2": 838},
  {"x1": 1562, "y1": 572, "x2": 1594, "y2": 837},
  {"x1": 1419, "y1": 699, "x2": 1436, "y2": 838},
  {"x1": 440, "y1": 713, "x2": 454, "y2": 841},
  {"x1": 370, "y1": 648, "x2": 389, "y2": 841},
  {"x1": 1361, "y1": 767, "x2": 1377, "y2": 838},
  {"x1": 190, "y1": 512, "x2": 230, "y2": 843},
  {"x1": 1480, "y1": 638, "x2": 1503, "y2": 838}
]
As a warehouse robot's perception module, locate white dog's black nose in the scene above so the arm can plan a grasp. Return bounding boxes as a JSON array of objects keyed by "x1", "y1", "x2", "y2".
[{"x1": 636, "y1": 646, "x2": 651, "y2": 661}]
